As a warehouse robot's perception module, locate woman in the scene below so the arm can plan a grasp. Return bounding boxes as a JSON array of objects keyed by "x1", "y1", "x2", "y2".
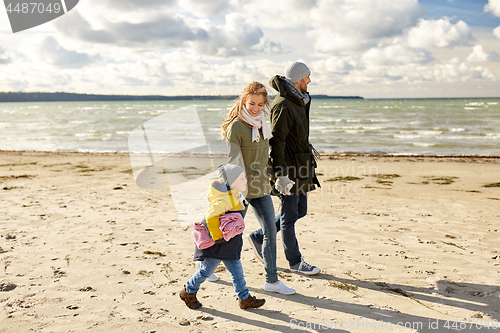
[{"x1": 220, "y1": 82, "x2": 295, "y2": 295}]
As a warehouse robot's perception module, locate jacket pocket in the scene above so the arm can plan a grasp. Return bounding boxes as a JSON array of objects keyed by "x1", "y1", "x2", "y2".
[
  {"x1": 293, "y1": 152, "x2": 313, "y2": 180},
  {"x1": 295, "y1": 115, "x2": 308, "y2": 139}
]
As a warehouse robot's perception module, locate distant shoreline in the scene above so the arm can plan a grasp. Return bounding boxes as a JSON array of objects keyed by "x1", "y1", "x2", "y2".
[{"x1": 0, "y1": 92, "x2": 363, "y2": 103}]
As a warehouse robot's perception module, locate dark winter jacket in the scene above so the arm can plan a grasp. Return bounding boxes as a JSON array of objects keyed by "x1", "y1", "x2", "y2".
[{"x1": 268, "y1": 75, "x2": 320, "y2": 194}]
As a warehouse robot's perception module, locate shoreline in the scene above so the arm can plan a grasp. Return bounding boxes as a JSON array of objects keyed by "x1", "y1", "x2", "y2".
[{"x1": 2, "y1": 149, "x2": 500, "y2": 159}]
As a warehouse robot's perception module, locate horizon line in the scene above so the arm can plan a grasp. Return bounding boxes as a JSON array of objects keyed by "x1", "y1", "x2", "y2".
[{"x1": 1, "y1": 91, "x2": 500, "y2": 101}]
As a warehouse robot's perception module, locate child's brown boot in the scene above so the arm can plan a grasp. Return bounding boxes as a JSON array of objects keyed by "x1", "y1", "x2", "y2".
[
  {"x1": 239, "y1": 294, "x2": 265, "y2": 309},
  {"x1": 180, "y1": 287, "x2": 202, "y2": 309}
]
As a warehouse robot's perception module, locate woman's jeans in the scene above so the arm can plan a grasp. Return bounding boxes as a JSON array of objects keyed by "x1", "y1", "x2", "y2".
[
  {"x1": 186, "y1": 258, "x2": 249, "y2": 300},
  {"x1": 244, "y1": 194, "x2": 278, "y2": 283},
  {"x1": 250, "y1": 193, "x2": 307, "y2": 268}
]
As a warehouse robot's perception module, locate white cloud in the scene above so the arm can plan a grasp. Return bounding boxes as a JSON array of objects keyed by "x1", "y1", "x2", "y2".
[
  {"x1": 54, "y1": 11, "x2": 207, "y2": 48},
  {"x1": 432, "y1": 58, "x2": 496, "y2": 82},
  {"x1": 179, "y1": 0, "x2": 232, "y2": 17},
  {"x1": 308, "y1": 54, "x2": 497, "y2": 91},
  {"x1": 98, "y1": 0, "x2": 177, "y2": 11},
  {"x1": 312, "y1": 56, "x2": 360, "y2": 74},
  {"x1": 361, "y1": 44, "x2": 434, "y2": 66},
  {"x1": 34, "y1": 36, "x2": 100, "y2": 68},
  {"x1": 241, "y1": 0, "x2": 317, "y2": 29},
  {"x1": 0, "y1": 46, "x2": 14, "y2": 65},
  {"x1": 467, "y1": 45, "x2": 500, "y2": 62},
  {"x1": 53, "y1": 8, "x2": 282, "y2": 58},
  {"x1": 309, "y1": 0, "x2": 424, "y2": 53},
  {"x1": 408, "y1": 18, "x2": 475, "y2": 48},
  {"x1": 190, "y1": 13, "x2": 265, "y2": 57},
  {"x1": 494, "y1": 25, "x2": 500, "y2": 39},
  {"x1": 485, "y1": 0, "x2": 500, "y2": 17},
  {"x1": 1, "y1": 48, "x2": 498, "y2": 97}
]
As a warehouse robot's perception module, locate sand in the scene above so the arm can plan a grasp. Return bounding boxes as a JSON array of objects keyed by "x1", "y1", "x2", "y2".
[{"x1": 1, "y1": 151, "x2": 499, "y2": 333}]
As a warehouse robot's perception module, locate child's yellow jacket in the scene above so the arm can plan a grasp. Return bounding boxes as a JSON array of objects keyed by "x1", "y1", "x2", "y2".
[{"x1": 205, "y1": 181, "x2": 244, "y2": 241}]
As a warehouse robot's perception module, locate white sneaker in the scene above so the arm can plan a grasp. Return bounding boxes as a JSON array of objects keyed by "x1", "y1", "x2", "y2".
[
  {"x1": 264, "y1": 281, "x2": 296, "y2": 295},
  {"x1": 195, "y1": 261, "x2": 219, "y2": 282}
]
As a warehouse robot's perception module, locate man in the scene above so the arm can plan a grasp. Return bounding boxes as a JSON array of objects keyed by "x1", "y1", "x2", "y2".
[{"x1": 247, "y1": 61, "x2": 321, "y2": 275}]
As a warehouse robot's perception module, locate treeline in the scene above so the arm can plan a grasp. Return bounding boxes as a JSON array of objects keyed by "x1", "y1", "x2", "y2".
[{"x1": 0, "y1": 92, "x2": 363, "y2": 102}]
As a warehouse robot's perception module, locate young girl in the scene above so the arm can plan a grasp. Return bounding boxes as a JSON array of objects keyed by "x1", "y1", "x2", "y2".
[
  {"x1": 221, "y1": 82, "x2": 295, "y2": 295},
  {"x1": 180, "y1": 164, "x2": 265, "y2": 310}
]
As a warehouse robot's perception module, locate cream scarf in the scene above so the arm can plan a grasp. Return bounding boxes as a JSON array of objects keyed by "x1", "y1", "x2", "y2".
[{"x1": 240, "y1": 106, "x2": 273, "y2": 142}]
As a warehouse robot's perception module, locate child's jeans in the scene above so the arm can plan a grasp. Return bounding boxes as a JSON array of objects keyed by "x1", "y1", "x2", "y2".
[{"x1": 186, "y1": 258, "x2": 249, "y2": 300}]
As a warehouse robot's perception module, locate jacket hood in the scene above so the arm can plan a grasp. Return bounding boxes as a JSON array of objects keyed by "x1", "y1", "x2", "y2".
[
  {"x1": 269, "y1": 75, "x2": 308, "y2": 106},
  {"x1": 269, "y1": 75, "x2": 292, "y2": 99},
  {"x1": 207, "y1": 181, "x2": 232, "y2": 202}
]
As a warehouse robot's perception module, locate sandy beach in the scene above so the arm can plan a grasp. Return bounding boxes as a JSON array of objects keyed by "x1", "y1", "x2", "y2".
[{"x1": 1, "y1": 151, "x2": 499, "y2": 333}]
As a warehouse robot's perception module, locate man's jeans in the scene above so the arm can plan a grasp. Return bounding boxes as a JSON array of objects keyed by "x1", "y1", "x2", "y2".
[
  {"x1": 244, "y1": 194, "x2": 278, "y2": 283},
  {"x1": 186, "y1": 258, "x2": 249, "y2": 300},
  {"x1": 250, "y1": 193, "x2": 307, "y2": 268}
]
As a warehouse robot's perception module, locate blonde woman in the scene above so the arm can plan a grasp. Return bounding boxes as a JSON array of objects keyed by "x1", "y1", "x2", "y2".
[{"x1": 221, "y1": 82, "x2": 295, "y2": 295}]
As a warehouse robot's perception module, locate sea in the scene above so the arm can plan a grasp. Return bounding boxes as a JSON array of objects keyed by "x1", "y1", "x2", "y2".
[{"x1": 1, "y1": 98, "x2": 499, "y2": 156}]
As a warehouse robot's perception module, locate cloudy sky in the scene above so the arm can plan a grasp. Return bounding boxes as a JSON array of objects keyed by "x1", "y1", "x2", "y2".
[{"x1": 1, "y1": 0, "x2": 500, "y2": 98}]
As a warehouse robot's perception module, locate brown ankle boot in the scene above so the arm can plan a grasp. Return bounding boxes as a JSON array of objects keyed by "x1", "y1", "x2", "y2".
[
  {"x1": 180, "y1": 287, "x2": 202, "y2": 309},
  {"x1": 239, "y1": 294, "x2": 265, "y2": 309}
]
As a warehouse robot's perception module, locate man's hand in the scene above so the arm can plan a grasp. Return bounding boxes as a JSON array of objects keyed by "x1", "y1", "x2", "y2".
[{"x1": 275, "y1": 176, "x2": 295, "y2": 195}]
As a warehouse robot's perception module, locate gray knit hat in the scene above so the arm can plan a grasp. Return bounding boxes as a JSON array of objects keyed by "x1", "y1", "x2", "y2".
[
  {"x1": 285, "y1": 61, "x2": 311, "y2": 83},
  {"x1": 217, "y1": 164, "x2": 244, "y2": 186}
]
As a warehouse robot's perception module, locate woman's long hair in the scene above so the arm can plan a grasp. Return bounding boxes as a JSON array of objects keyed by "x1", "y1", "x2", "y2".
[{"x1": 220, "y1": 81, "x2": 270, "y2": 140}]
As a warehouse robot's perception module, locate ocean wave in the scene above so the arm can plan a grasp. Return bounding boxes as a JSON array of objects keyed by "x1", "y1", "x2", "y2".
[
  {"x1": 77, "y1": 107, "x2": 101, "y2": 110},
  {"x1": 75, "y1": 133, "x2": 95, "y2": 137},
  {"x1": 318, "y1": 129, "x2": 343, "y2": 133},
  {"x1": 418, "y1": 130, "x2": 442, "y2": 135},
  {"x1": 413, "y1": 142, "x2": 435, "y2": 147},
  {"x1": 69, "y1": 120, "x2": 95, "y2": 124},
  {"x1": 369, "y1": 119, "x2": 391, "y2": 123},
  {"x1": 362, "y1": 126, "x2": 384, "y2": 130},
  {"x1": 441, "y1": 135, "x2": 500, "y2": 140},
  {"x1": 315, "y1": 118, "x2": 342, "y2": 123},
  {"x1": 5, "y1": 137, "x2": 50, "y2": 141},
  {"x1": 14, "y1": 122, "x2": 47, "y2": 128},
  {"x1": 393, "y1": 134, "x2": 425, "y2": 139},
  {"x1": 318, "y1": 105, "x2": 346, "y2": 109}
]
